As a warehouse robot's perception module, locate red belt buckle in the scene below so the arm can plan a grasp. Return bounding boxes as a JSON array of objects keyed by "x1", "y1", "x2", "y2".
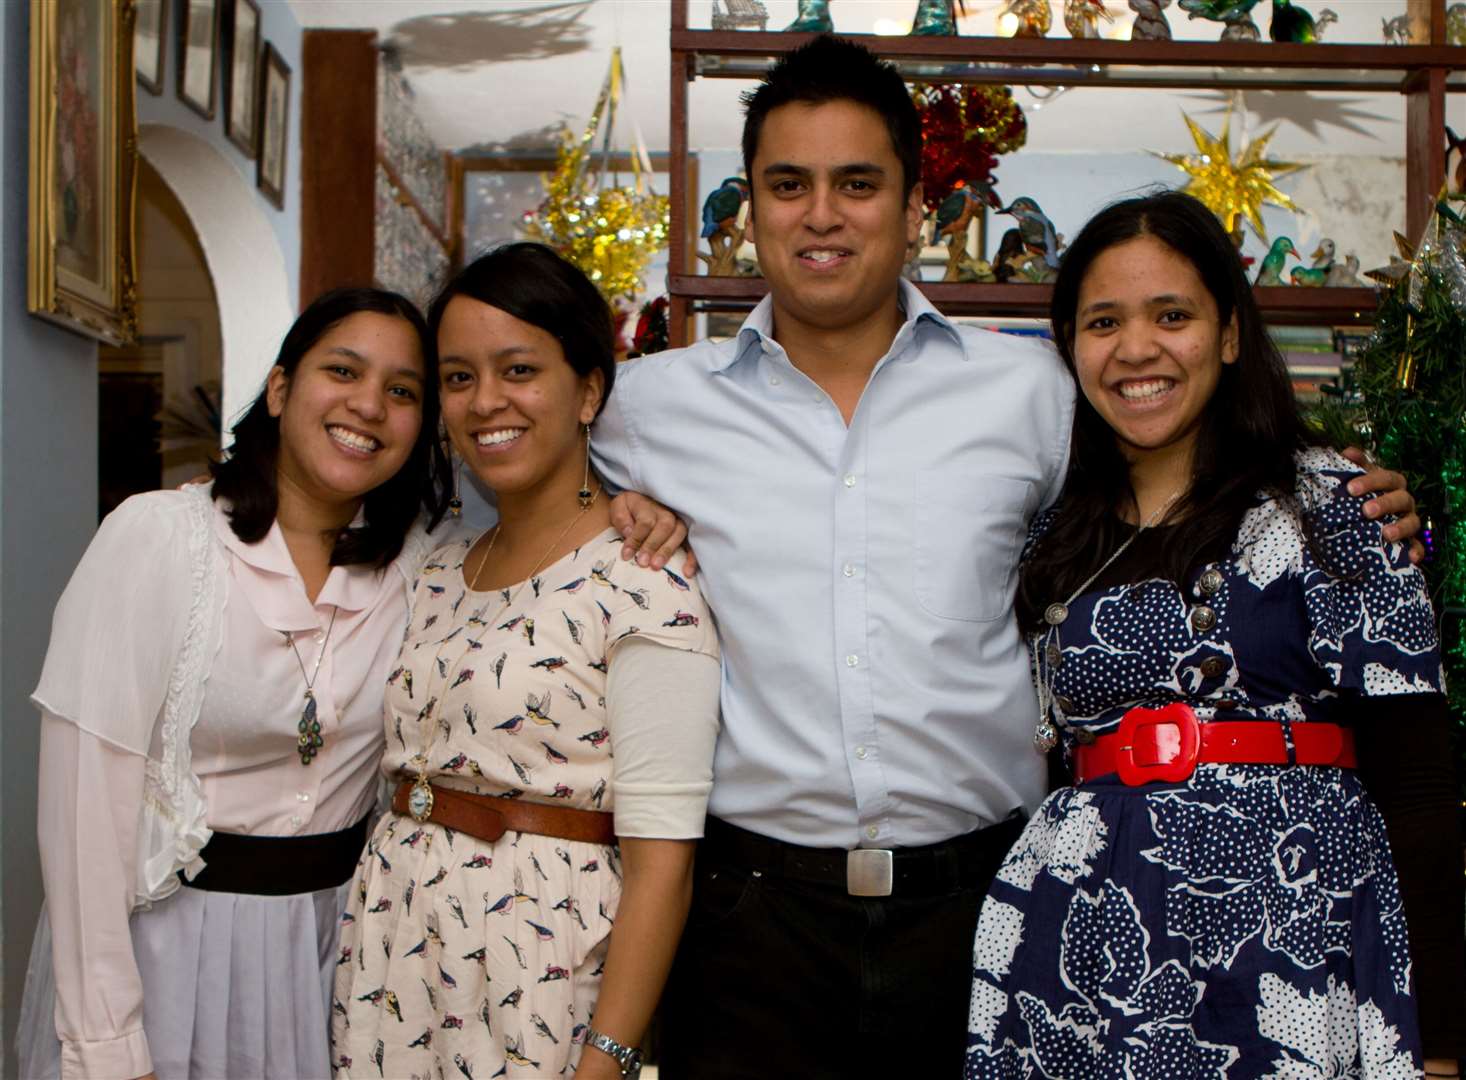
[{"x1": 1115, "y1": 703, "x2": 1201, "y2": 786}]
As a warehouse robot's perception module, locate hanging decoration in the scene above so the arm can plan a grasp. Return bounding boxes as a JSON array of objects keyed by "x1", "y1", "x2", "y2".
[
  {"x1": 1309, "y1": 191, "x2": 1466, "y2": 823},
  {"x1": 521, "y1": 48, "x2": 669, "y2": 303},
  {"x1": 1151, "y1": 102, "x2": 1304, "y2": 242}
]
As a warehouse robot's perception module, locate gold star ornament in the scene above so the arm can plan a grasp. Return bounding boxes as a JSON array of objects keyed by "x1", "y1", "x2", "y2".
[{"x1": 1152, "y1": 105, "x2": 1305, "y2": 242}]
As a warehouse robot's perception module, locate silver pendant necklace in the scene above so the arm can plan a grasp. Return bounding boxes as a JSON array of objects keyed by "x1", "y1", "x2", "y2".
[
  {"x1": 1032, "y1": 489, "x2": 1183, "y2": 754},
  {"x1": 285, "y1": 605, "x2": 339, "y2": 765}
]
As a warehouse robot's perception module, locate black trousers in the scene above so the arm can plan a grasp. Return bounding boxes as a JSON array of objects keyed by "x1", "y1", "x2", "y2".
[{"x1": 658, "y1": 817, "x2": 1024, "y2": 1080}]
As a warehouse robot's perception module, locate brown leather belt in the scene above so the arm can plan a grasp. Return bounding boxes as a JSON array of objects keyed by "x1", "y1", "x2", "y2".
[{"x1": 391, "y1": 780, "x2": 616, "y2": 846}]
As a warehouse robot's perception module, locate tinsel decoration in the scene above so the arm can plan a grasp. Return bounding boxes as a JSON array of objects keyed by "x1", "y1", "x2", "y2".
[
  {"x1": 912, "y1": 84, "x2": 1027, "y2": 216},
  {"x1": 1311, "y1": 192, "x2": 1466, "y2": 821},
  {"x1": 521, "y1": 48, "x2": 669, "y2": 303},
  {"x1": 1151, "y1": 103, "x2": 1304, "y2": 242}
]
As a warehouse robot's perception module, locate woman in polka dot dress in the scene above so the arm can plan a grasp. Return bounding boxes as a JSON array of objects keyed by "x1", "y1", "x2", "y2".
[{"x1": 966, "y1": 193, "x2": 1463, "y2": 1079}]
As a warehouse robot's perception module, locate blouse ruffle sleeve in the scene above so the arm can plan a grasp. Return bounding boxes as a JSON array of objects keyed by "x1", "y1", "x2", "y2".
[
  {"x1": 33, "y1": 488, "x2": 220, "y2": 907},
  {"x1": 1294, "y1": 450, "x2": 1443, "y2": 696}
]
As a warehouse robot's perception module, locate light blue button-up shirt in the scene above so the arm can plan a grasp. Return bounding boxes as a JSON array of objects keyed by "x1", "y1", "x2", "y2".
[{"x1": 593, "y1": 281, "x2": 1075, "y2": 848}]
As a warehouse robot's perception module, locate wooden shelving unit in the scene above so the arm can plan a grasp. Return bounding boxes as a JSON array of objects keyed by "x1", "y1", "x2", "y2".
[{"x1": 665, "y1": 0, "x2": 1460, "y2": 344}]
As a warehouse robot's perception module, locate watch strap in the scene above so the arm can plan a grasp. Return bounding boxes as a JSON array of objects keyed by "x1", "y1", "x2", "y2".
[{"x1": 584, "y1": 1027, "x2": 642, "y2": 1078}]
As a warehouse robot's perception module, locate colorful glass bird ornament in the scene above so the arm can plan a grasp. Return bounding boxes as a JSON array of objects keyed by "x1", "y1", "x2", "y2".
[
  {"x1": 998, "y1": 196, "x2": 1062, "y2": 281},
  {"x1": 1065, "y1": 0, "x2": 1115, "y2": 37},
  {"x1": 1178, "y1": 0, "x2": 1262, "y2": 40},
  {"x1": 697, "y1": 177, "x2": 750, "y2": 277},
  {"x1": 1449, "y1": 2, "x2": 1466, "y2": 43},
  {"x1": 1002, "y1": 0, "x2": 1055, "y2": 35},
  {"x1": 1269, "y1": 0, "x2": 1336, "y2": 42},
  {"x1": 1381, "y1": 13, "x2": 1411, "y2": 43},
  {"x1": 785, "y1": 0, "x2": 832, "y2": 31},
  {"x1": 1255, "y1": 236, "x2": 1299, "y2": 286},
  {"x1": 913, "y1": 0, "x2": 967, "y2": 34},
  {"x1": 1129, "y1": 0, "x2": 1174, "y2": 39}
]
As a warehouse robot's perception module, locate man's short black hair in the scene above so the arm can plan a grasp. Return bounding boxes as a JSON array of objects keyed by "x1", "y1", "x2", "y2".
[{"x1": 740, "y1": 35, "x2": 921, "y2": 200}]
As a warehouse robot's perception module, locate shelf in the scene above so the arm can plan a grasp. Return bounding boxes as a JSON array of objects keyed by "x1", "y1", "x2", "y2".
[
  {"x1": 669, "y1": 275, "x2": 1379, "y2": 325},
  {"x1": 675, "y1": 30, "x2": 1464, "y2": 92}
]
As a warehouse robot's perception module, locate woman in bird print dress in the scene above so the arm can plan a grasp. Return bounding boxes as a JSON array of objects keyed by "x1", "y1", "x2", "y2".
[
  {"x1": 19, "y1": 288, "x2": 452, "y2": 1080},
  {"x1": 332, "y1": 243, "x2": 722, "y2": 1080},
  {"x1": 965, "y1": 192, "x2": 1464, "y2": 1079}
]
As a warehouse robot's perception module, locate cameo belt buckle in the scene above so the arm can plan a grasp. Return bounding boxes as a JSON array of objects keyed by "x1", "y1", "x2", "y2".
[{"x1": 846, "y1": 848, "x2": 894, "y2": 897}]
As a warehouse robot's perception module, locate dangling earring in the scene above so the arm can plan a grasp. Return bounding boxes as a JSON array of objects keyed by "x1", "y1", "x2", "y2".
[
  {"x1": 578, "y1": 423, "x2": 594, "y2": 510},
  {"x1": 444, "y1": 428, "x2": 463, "y2": 517}
]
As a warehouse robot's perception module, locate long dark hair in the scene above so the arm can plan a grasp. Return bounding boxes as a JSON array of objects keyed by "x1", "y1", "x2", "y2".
[
  {"x1": 209, "y1": 287, "x2": 451, "y2": 568},
  {"x1": 1016, "y1": 190, "x2": 1324, "y2": 633},
  {"x1": 427, "y1": 242, "x2": 616, "y2": 417}
]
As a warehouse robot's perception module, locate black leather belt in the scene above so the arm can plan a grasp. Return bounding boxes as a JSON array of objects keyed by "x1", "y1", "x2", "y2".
[
  {"x1": 182, "y1": 814, "x2": 370, "y2": 896},
  {"x1": 702, "y1": 815, "x2": 1026, "y2": 898}
]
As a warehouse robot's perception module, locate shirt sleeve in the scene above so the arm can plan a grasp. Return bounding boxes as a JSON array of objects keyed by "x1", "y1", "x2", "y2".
[
  {"x1": 1298, "y1": 470, "x2": 1442, "y2": 696},
  {"x1": 590, "y1": 365, "x2": 643, "y2": 498},
  {"x1": 37, "y1": 711, "x2": 154, "y2": 1080},
  {"x1": 606, "y1": 639, "x2": 722, "y2": 839}
]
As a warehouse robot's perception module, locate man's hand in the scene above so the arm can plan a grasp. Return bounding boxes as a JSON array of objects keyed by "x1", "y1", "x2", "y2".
[
  {"x1": 609, "y1": 491, "x2": 697, "y2": 575},
  {"x1": 1340, "y1": 447, "x2": 1424, "y2": 563}
]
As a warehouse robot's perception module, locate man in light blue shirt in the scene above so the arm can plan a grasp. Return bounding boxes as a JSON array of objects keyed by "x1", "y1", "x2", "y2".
[{"x1": 593, "y1": 35, "x2": 1414, "y2": 1079}]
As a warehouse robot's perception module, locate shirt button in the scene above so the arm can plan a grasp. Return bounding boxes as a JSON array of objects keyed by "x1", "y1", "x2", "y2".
[
  {"x1": 1199, "y1": 568, "x2": 1224, "y2": 596},
  {"x1": 843, "y1": 474, "x2": 856, "y2": 488},
  {"x1": 846, "y1": 654, "x2": 860, "y2": 667},
  {"x1": 855, "y1": 745, "x2": 868, "y2": 760},
  {"x1": 865, "y1": 825, "x2": 880, "y2": 840},
  {"x1": 769, "y1": 374, "x2": 782, "y2": 386},
  {"x1": 1190, "y1": 605, "x2": 1217, "y2": 632},
  {"x1": 297, "y1": 791, "x2": 311, "y2": 803},
  {"x1": 1199, "y1": 657, "x2": 1227, "y2": 678},
  {"x1": 289, "y1": 815, "x2": 303, "y2": 828},
  {"x1": 313, "y1": 631, "x2": 326, "y2": 644},
  {"x1": 842, "y1": 563, "x2": 856, "y2": 578}
]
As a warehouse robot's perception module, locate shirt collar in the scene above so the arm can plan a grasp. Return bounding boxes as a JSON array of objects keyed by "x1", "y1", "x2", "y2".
[{"x1": 718, "y1": 279, "x2": 960, "y2": 373}]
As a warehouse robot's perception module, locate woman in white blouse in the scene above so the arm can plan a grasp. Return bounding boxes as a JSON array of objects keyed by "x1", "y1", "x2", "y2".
[{"x1": 17, "y1": 287, "x2": 453, "y2": 1080}]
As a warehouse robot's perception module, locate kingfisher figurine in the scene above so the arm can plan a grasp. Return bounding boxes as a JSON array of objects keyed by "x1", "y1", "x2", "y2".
[
  {"x1": 1129, "y1": 0, "x2": 1173, "y2": 38},
  {"x1": 697, "y1": 177, "x2": 750, "y2": 277},
  {"x1": 1269, "y1": 0, "x2": 1336, "y2": 41},
  {"x1": 935, "y1": 181, "x2": 999, "y2": 281},
  {"x1": 1065, "y1": 0, "x2": 1115, "y2": 37},
  {"x1": 1178, "y1": 0, "x2": 1262, "y2": 40},
  {"x1": 785, "y1": 0, "x2": 832, "y2": 30},
  {"x1": 999, "y1": 196, "x2": 1062, "y2": 278},
  {"x1": 1254, "y1": 236, "x2": 1298, "y2": 286},
  {"x1": 992, "y1": 227, "x2": 1028, "y2": 284}
]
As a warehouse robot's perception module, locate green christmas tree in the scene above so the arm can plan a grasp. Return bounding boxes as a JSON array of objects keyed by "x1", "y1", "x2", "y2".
[{"x1": 1312, "y1": 195, "x2": 1466, "y2": 819}]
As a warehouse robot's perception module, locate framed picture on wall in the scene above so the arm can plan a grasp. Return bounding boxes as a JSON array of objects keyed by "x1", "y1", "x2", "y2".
[
  {"x1": 135, "y1": 0, "x2": 165, "y2": 94},
  {"x1": 27, "y1": 0, "x2": 139, "y2": 345},
  {"x1": 223, "y1": 0, "x2": 260, "y2": 155},
  {"x1": 178, "y1": 0, "x2": 218, "y2": 119},
  {"x1": 256, "y1": 43, "x2": 291, "y2": 210}
]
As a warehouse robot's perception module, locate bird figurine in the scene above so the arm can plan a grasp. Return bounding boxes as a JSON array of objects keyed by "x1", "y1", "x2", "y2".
[
  {"x1": 1381, "y1": 13, "x2": 1410, "y2": 42},
  {"x1": 934, "y1": 181, "x2": 998, "y2": 282},
  {"x1": 913, "y1": 0, "x2": 966, "y2": 34},
  {"x1": 1288, "y1": 239, "x2": 1333, "y2": 286},
  {"x1": 1002, "y1": 0, "x2": 1054, "y2": 34},
  {"x1": 1065, "y1": 0, "x2": 1115, "y2": 37},
  {"x1": 1269, "y1": 0, "x2": 1336, "y2": 41},
  {"x1": 1325, "y1": 254, "x2": 1362, "y2": 287},
  {"x1": 998, "y1": 197, "x2": 1062, "y2": 279},
  {"x1": 992, "y1": 227, "x2": 1028, "y2": 284},
  {"x1": 1446, "y1": 126, "x2": 1466, "y2": 193},
  {"x1": 698, "y1": 177, "x2": 749, "y2": 278},
  {"x1": 1450, "y1": 1, "x2": 1466, "y2": 43},
  {"x1": 785, "y1": 0, "x2": 832, "y2": 30},
  {"x1": 1129, "y1": 0, "x2": 1173, "y2": 38},
  {"x1": 1178, "y1": 0, "x2": 1262, "y2": 40},
  {"x1": 1307, "y1": 238, "x2": 1335, "y2": 269},
  {"x1": 1254, "y1": 236, "x2": 1299, "y2": 285}
]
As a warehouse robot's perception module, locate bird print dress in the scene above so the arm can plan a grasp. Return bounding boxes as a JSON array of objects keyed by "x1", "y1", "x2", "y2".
[
  {"x1": 332, "y1": 528, "x2": 718, "y2": 1078},
  {"x1": 966, "y1": 449, "x2": 1441, "y2": 1080}
]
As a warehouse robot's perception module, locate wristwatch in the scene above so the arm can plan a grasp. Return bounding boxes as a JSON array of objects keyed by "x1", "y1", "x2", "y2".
[{"x1": 583, "y1": 1027, "x2": 643, "y2": 1079}]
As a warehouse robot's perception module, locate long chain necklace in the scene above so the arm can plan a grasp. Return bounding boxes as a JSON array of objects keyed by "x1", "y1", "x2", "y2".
[
  {"x1": 285, "y1": 605, "x2": 339, "y2": 765},
  {"x1": 1032, "y1": 488, "x2": 1183, "y2": 754},
  {"x1": 405, "y1": 486, "x2": 602, "y2": 822}
]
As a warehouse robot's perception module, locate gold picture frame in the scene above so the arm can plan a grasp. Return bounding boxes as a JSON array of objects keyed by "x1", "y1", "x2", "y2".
[{"x1": 28, "y1": 0, "x2": 139, "y2": 346}]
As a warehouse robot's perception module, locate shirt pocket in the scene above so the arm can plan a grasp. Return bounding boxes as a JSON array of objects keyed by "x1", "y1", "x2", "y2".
[{"x1": 913, "y1": 474, "x2": 1032, "y2": 622}]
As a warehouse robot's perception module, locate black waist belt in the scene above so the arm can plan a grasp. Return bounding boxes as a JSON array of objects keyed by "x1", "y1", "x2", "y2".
[
  {"x1": 182, "y1": 814, "x2": 370, "y2": 896},
  {"x1": 702, "y1": 814, "x2": 1026, "y2": 897}
]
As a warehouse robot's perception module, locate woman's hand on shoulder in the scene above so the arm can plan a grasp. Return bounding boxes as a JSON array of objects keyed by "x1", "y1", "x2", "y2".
[
  {"x1": 1339, "y1": 446, "x2": 1423, "y2": 562},
  {"x1": 610, "y1": 491, "x2": 697, "y2": 575}
]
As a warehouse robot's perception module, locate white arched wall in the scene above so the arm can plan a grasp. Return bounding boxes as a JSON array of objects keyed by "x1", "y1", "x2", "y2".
[{"x1": 139, "y1": 124, "x2": 294, "y2": 433}]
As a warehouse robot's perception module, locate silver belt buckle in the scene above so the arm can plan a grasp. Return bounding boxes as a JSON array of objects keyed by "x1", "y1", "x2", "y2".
[{"x1": 846, "y1": 848, "x2": 894, "y2": 897}]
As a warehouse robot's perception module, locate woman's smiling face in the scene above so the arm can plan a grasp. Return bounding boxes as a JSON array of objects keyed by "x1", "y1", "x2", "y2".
[{"x1": 1072, "y1": 233, "x2": 1239, "y2": 465}]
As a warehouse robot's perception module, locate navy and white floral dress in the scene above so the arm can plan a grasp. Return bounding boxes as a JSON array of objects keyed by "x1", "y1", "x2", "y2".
[{"x1": 966, "y1": 449, "x2": 1442, "y2": 1080}]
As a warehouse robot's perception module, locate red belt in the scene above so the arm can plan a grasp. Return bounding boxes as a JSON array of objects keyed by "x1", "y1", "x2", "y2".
[{"x1": 1072, "y1": 703, "x2": 1357, "y2": 786}]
